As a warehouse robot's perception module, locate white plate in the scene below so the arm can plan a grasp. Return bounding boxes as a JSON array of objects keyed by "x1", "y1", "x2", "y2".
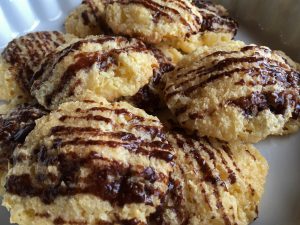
[{"x1": 0, "y1": 1, "x2": 299, "y2": 225}]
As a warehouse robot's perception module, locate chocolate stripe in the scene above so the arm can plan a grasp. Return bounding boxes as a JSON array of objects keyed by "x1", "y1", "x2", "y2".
[
  {"x1": 165, "y1": 56, "x2": 297, "y2": 101},
  {"x1": 31, "y1": 36, "x2": 120, "y2": 91},
  {"x1": 75, "y1": 107, "x2": 146, "y2": 122},
  {"x1": 43, "y1": 44, "x2": 147, "y2": 106},
  {"x1": 186, "y1": 89, "x2": 299, "y2": 120},
  {"x1": 51, "y1": 126, "x2": 138, "y2": 141},
  {"x1": 222, "y1": 145, "x2": 258, "y2": 202},
  {"x1": 173, "y1": 134, "x2": 213, "y2": 211},
  {"x1": 84, "y1": 0, "x2": 112, "y2": 34},
  {"x1": 169, "y1": 46, "x2": 277, "y2": 82},
  {"x1": 184, "y1": 64, "x2": 294, "y2": 97},
  {"x1": 192, "y1": 0, "x2": 237, "y2": 34},
  {"x1": 59, "y1": 138, "x2": 173, "y2": 162},
  {"x1": 228, "y1": 90, "x2": 299, "y2": 118},
  {"x1": 172, "y1": 45, "x2": 269, "y2": 80},
  {"x1": 2, "y1": 32, "x2": 69, "y2": 92},
  {"x1": 213, "y1": 146, "x2": 237, "y2": 184},
  {"x1": 6, "y1": 151, "x2": 164, "y2": 206},
  {"x1": 189, "y1": 146, "x2": 232, "y2": 225},
  {"x1": 0, "y1": 104, "x2": 47, "y2": 169},
  {"x1": 171, "y1": 133, "x2": 234, "y2": 225},
  {"x1": 59, "y1": 114, "x2": 112, "y2": 123},
  {"x1": 52, "y1": 217, "x2": 146, "y2": 225},
  {"x1": 105, "y1": 0, "x2": 201, "y2": 32}
]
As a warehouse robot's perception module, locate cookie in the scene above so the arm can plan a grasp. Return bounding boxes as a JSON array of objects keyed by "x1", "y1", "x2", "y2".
[
  {"x1": 0, "y1": 31, "x2": 75, "y2": 100},
  {"x1": 65, "y1": 0, "x2": 237, "y2": 54},
  {"x1": 30, "y1": 35, "x2": 160, "y2": 110},
  {"x1": 106, "y1": 0, "x2": 237, "y2": 53},
  {"x1": 3, "y1": 97, "x2": 174, "y2": 225},
  {"x1": 149, "y1": 132, "x2": 268, "y2": 225},
  {"x1": 163, "y1": 41, "x2": 300, "y2": 143},
  {"x1": 104, "y1": 0, "x2": 202, "y2": 44}
]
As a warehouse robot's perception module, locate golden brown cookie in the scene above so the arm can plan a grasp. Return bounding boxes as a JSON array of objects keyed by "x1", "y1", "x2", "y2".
[
  {"x1": 0, "y1": 31, "x2": 75, "y2": 100},
  {"x1": 163, "y1": 41, "x2": 300, "y2": 143},
  {"x1": 30, "y1": 35, "x2": 159, "y2": 110},
  {"x1": 3, "y1": 97, "x2": 174, "y2": 225},
  {"x1": 65, "y1": 0, "x2": 237, "y2": 55},
  {"x1": 149, "y1": 132, "x2": 268, "y2": 225},
  {"x1": 104, "y1": 0, "x2": 202, "y2": 44}
]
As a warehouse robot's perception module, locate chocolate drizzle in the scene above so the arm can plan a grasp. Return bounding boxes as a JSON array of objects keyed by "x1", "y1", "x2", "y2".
[
  {"x1": 31, "y1": 36, "x2": 150, "y2": 108},
  {"x1": 2, "y1": 31, "x2": 69, "y2": 92},
  {"x1": 192, "y1": 0, "x2": 237, "y2": 35},
  {"x1": 129, "y1": 85, "x2": 164, "y2": 114},
  {"x1": 165, "y1": 55, "x2": 296, "y2": 100},
  {"x1": 102, "y1": 0, "x2": 237, "y2": 40},
  {"x1": 54, "y1": 137, "x2": 173, "y2": 162},
  {"x1": 128, "y1": 47, "x2": 174, "y2": 114},
  {"x1": 159, "y1": 129, "x2": 263, "y2": 225},
  {"x1": 0, "y1": 104, "x2": 47, "y2": 170},
  {"x1": 164, "y1": 45, "x2": 300, "y2": 124},
  {"x1": 148, "y1": 177, "x2": 189, "y2": 225},
  {"x1": 180, "y1": 135, "x2": 231, "y2": 225},
  {"x1": 149, "y1": 46, "x2": 175, "y2": 85},
  {"x1": 74, "y1": 106, "x2": 146, "y2": 122},
  {"x1": 229, "y1": 91, "x2": 299, "y2": 118},
  {"x1": 148, "y1": 132, "x2": 256, "y2": 225},
  {"x1": 59, "y1": 114, "x2": 112, "y2": 123},
  {"x1": 6, "y1": 100, "x2": 173, "y2": 212},
  {"x1": 6, "y1": 150, "x2": 162, "y2": 206},
  {"x1": 104, "y1": 0, "x2": 202, "y2": 34},
  {"x1": 44, "y1": 50, "x2": 118, "y2": 106},
  {"x1": 83, "y1": 0, "x2": 113, "y2": 34},
  {"x1": 52, "y1": 217, "x2": 146, "y2": 225}
]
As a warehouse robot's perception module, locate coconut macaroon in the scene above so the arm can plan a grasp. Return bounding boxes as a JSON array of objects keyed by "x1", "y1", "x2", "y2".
[
  {"x1": 30, "y1": 35, "x2": 160, "y2": 110},
  {"x1": 0, "y1": 31, "x2": 75, "y2": 101},
  {"x1": 150, "y1": 132, "x2": 268, "y2": 225},
  {"x1": 65, "y1": 0, "x2": 237, "y2": 56},
  {"x1": 104, "y1": 0, "x2": 202, "y2": 44},
  {"x1": 3, "y1": 97, "x2": 174, "y2": 225},
  {"x1": 163, "y1": 41, "x2": 300, "y2": 143}
]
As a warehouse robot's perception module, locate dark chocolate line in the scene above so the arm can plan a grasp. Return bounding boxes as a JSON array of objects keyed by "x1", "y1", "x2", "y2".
[
  {"x1": 31, "y1": 36, "x2": 120, "y2": 91},
  {"x1": 75, "y1": 106, "x2": 146, "y2": 122},
  {"x1": 59, "y1": 114, "x2": 112, "y2": 123},
  {"x1": 59, "y1": 138, "x2": 173, "y2": 162},
  {"x1": 44, "y1": 45, "x2": 146, "y2": 106},
  {"x1": 105, "y1": 0, "x2": 200, "y2": 32},
  {"x1": 165, "y1": 56, "x2": 291, "y2": 101},
  {"x1": 6, "y1": 151, "x2": 164, "y2": 206}
]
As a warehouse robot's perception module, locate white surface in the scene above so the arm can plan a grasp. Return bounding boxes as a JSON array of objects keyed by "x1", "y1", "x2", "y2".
[
  {"x1": 0, "y1": 1, "x2": 300, "y2": 225},
  {"x1": 0, "y1": 0, "x2": 81, "y2": 49}
]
